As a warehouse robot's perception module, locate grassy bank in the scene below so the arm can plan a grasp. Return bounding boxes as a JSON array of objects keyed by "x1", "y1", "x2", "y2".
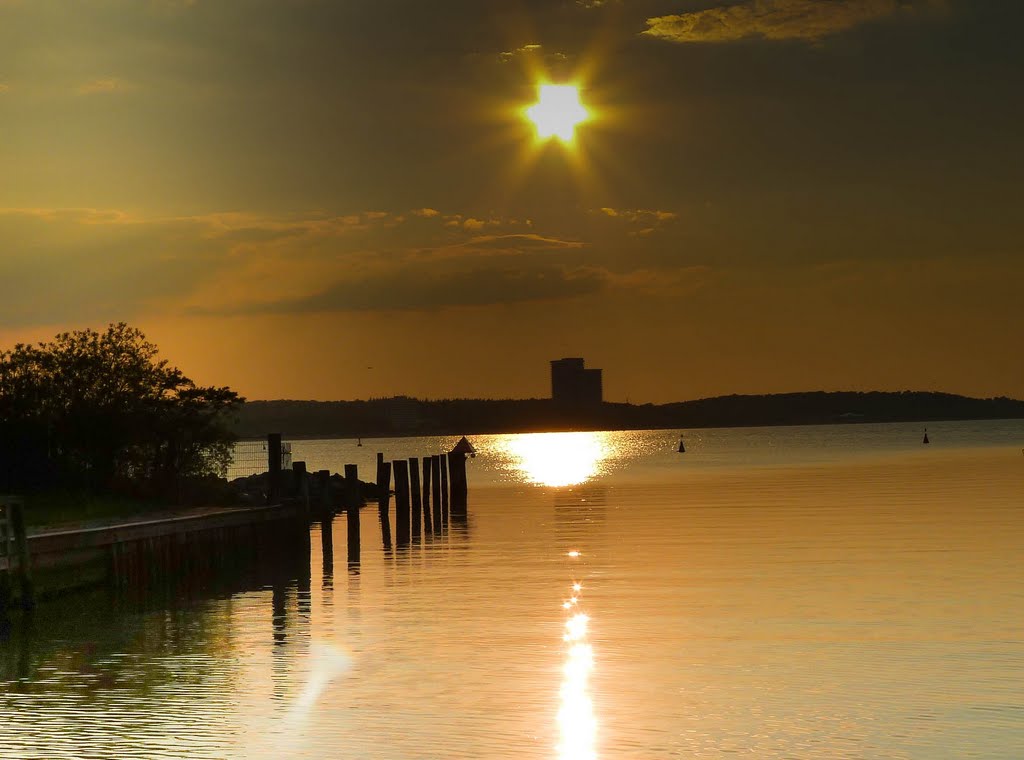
[{"x1": 22, "y1": 491, "x2": 166, "y2": 530}]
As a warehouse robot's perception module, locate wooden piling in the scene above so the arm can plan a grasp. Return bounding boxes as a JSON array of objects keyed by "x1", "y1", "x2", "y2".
[
  {"x1": 393, "y1": 460, "x2": 411, "y2": 546},
  {"x1": 376, "y1": 459, "x2": 393, "y2": 551},
  {"x1": 440, "y1": 453, "x2": 449, "y2": 519},
  {"x1": 316, "y1": 469, "x2": 332, "y2": 515},
  {"x1": 267, "y1": 433, "x2": 283, "y2": 504},
  {"x1": 408, "y1": 457, "x2": 422, "y2": 539},
  {"x1": 292, "y1": 460, "x2": 308, "y2": 496},
  {"x1": 344, "y1": 464, "x2": 361, "y2": 565},
  {"x1": 431, "y1": 455, "x2": 442, "y2": 531},
  {"x1": 449, "y1": 451, "x2": 468, "y2": 516},
  {"x1": 422, "y1": 456, "x2": 434, "y2": 533},
  {"x1": 293, "y1": 462, "x2": 311, "y2": 523},
  {"x1": 8, "y1": 498, "x2": 33, "y2": 610}
]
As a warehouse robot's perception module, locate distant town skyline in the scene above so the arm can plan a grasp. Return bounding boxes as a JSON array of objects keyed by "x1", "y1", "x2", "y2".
[{"x1": 2, "y1": 1, "x2": 1022, "y2": 404}]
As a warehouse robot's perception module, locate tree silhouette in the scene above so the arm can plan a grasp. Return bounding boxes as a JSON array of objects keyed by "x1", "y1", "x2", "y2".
[{"x1": 0, "y1": 323, "x2": 242, "y2": 495}]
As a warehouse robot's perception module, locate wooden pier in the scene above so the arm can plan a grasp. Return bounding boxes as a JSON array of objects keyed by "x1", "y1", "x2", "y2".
[{"x1": 0, "y1": 435, "x2": 473, "y2": 617}]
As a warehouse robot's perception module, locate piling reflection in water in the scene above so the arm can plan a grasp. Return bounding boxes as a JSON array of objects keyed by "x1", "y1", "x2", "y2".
[
  {"x1": 497, "y1": 432, "x2": 615, "y2": 487},
  {"x1": 558, "y1": 551, "x2": 597, "y2": 760}
]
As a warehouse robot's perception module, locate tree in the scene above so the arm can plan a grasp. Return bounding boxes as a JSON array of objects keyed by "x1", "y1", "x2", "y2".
[{"x1": 0, "y1": 323, "x2": 243, "y2": 495}]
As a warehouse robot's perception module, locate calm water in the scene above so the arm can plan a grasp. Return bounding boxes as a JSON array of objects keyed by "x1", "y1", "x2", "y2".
[{"x1": 3, "y1": 420, "x2": 1023, "y2": 759}]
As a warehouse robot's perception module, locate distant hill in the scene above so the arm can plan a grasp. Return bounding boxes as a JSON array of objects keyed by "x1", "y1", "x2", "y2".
[{"x1": 231, "y1": 391, "x2": 1024, "y2": 439}]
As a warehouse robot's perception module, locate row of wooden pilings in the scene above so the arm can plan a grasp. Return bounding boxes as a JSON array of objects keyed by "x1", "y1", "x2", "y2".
[
  {"x1": 290, "y1": 445, "x2": 471, "y2": 567},
  {"x1": 0, "y1": 439, "x2": 473, "y2": 622}
]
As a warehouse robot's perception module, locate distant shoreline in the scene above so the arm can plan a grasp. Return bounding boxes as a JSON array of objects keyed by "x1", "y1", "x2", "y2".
[
  {"x1": 232, "y1": 391, "x2": 1024, "y2": 440},
  {"x1": 235, "y1": 416, "x2": 1024, "y2": 442}
]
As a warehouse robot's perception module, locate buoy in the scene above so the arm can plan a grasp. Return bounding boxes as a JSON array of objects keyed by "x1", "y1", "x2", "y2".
[
  {"x1": 923, "y1": 429, "x2": 929, "y2": 445},
  {"x1": 678, "y1": 436, "x2": 685, "y2": 453}
]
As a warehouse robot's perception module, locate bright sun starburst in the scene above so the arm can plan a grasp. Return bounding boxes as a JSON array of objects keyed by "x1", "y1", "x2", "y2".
[{"x1": 526, "y1": 84, "x2": 588, "y2": 142}]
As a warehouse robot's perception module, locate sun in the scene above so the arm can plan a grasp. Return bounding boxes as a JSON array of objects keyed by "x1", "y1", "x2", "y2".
[{"x1": 526, "y1": 84, "x2": 588, "y2": 143}]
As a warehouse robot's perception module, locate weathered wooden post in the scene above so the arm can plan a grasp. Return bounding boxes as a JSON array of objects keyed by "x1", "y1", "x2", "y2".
[
  {"x1": 267, "y1": 433, "x2": 283, "y2": 504},
  {"x1": 408, "y1": 457, "x2": 422, "y2": 540},
  {"x1": 440, "y1": 453, "x2": 449, "y2": 518},
  {"x1": 430, "y1": 454, "x2": 442, "y2": 531},
  {"x1": 422, "y1": 456, "x2": 434, "y2": 533},
  {"x1": 292, "y1": 461, "x2": 310, "y2": 521},
  {"x1": 315, "y1": 468, "x2": 334, "y2": 574},
  {"x1": 292, "y1": 460, "x2": 307, "y2": 494},
  {"x1": 449, "y1": 452, "x2": 468, "y2": 516},
  {"x1": 376, "y1": 459, "x2": 393, "y2": 551},
  {"x1": 393, "y1": 460, "x2": 411, "y2": 547},
  {"x1": 344, "y1": 464, "x2": 361, "y2": 565},
  {"x1": 315, "y1": 469, "x2": 332, "y2": 514},
  {"x1": 448, "y1": 436, "x2": 473, "y2": 518},
  {"x1": 9, "y1": 498, "x2": 33, "y2": 611}
]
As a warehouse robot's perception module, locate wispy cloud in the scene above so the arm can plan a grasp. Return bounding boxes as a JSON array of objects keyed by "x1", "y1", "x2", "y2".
[
  {"x1": 592, "y1": 207, "x2": 678, "y2": 236},
  {"x1": 0, "y1": 206, "x2": 594, "y2": 324},
  {"x1": 643, "y1": 0, "x2": 946, "y2": 44},
  {"x1": 499, "y1": 43, "x2": 542, "y2": 62},
  {"x1": 498, "y1": 42, "x2": 569, "y2": 64},
  {"x1": 0, "y1": 83, "x2": 9, "y2": 94},
  {"x1": 217, "y1": 264, "x2": 609, "y2": 315},
  {"x1": 464, "y1": 233, "x2": 584, "y2": 252}
]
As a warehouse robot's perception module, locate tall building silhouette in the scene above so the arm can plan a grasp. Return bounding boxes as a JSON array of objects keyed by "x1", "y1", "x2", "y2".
[{"x1": 550, "y1": 358, "x2": 603, "y2": 406}]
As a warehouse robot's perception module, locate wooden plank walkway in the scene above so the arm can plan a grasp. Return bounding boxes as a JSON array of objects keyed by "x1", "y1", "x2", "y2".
[{"x1": 0, "y1": 502, "x2": 301, "y2": 573}]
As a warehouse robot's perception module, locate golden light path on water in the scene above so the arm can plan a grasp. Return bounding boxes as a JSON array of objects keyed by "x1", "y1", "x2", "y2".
[
  {"x1": 495, "y1": 432, "x2": 615, "y2": 486},
  {"x1": 559, "y1": 550, "x2": 597, "y2": 760}
]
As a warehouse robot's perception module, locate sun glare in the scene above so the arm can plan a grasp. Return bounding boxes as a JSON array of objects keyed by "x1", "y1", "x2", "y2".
[
  {"x1": 527, "y1": 84, "x2": 588, "y2": 142},
  {"x1": 496, "y1": 432, "x2": 613, "y2": 487}
]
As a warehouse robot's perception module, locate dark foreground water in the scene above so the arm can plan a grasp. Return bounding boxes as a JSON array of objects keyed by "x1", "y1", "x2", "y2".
[{"x1": 2, "y1": 421, "x2": 1023, "y2": 759}]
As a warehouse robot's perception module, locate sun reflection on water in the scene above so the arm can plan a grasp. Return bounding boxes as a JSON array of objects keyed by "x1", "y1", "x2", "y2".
[
  {"x1": 496, "y1": 432, "x2": 615, "y2": 487},
  {"x1": 558, "y1": 557, "x2": 597, "y2": 759}
]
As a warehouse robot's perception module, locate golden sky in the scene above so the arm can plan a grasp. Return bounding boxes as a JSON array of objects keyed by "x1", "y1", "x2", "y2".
[{"x1": 1, "y1": 0, "x2": 1021, "y2": 402}]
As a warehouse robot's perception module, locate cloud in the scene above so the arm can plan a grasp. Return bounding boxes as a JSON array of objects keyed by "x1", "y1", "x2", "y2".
[
  {"x1": 498, "y1": 42, "x2": 569, "y2": 65},
  {"x1": 464, "y1": 233, "x2": 584, "y2": 252},
  {"x1": 412, "y1": 208, "x2": 440, "y2": 217},
  {"x1": 593, "y1": 207, "x2": 678, "y2": 234},
  {"x1": 643, "y1": 0, "x2": 945, "y2": 44},
  {"x1": 77, "y1": 78, "x2": 135, "y2": 95},
  {"x1": 224, "y1": 263, "x2": 609, "y2": 315},
  {"x1": 0, "y1": 83, "x2": 9, "y2": 94},
  {"x1": 0, "y1": 208, "x2": 228, "y2": 327},
  {"x1": 0, "y1": 206, "x2": 412, "y2": 326},
  {"x1": 499, "y1": 43, "x2": 542, "y2": 62},
  {"x1": 0, "y1": 206, "x2": 595, "y2": 326}
]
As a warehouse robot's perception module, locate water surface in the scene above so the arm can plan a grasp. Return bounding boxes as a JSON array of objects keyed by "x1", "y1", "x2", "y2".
[{"x1": 3, "y1": 421, "x2": 1023, "y2": 758}]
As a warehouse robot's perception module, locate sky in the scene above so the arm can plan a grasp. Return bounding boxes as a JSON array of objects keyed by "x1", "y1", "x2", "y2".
[{"x1": 1, "y1": 0, "x2": 1022, "y2": 403}]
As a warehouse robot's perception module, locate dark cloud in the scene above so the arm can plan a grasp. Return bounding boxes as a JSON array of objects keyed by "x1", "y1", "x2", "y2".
[
  {"x1": 0, "y1": 207, "x2": 604, "y2": 325},
  {"x1": 212, "y1": 262, "x2": 609, "y2": 315}
]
